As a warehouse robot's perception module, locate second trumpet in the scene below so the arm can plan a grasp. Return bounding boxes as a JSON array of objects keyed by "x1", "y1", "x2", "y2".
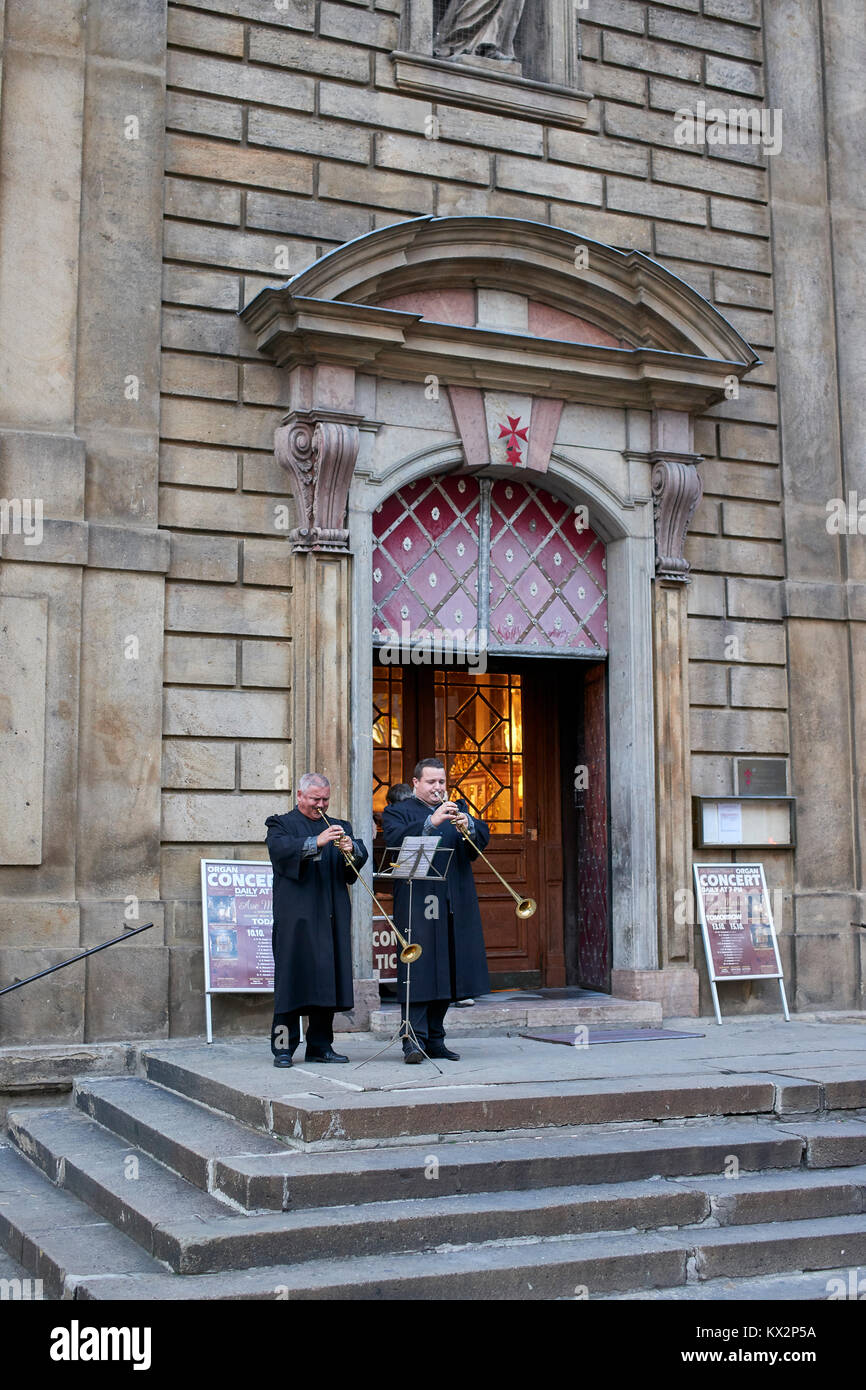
[{"x1": 436, "y1": 790, "x2": 537, "y2": 919}]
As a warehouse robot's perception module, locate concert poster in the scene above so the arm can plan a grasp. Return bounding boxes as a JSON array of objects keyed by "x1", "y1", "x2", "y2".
[
  {"x1": 201, "y1": 859, "x2": 275, "y2": 992},
  {"x1": 693, "y1": 862, "x2": 782, "y2": 980}
]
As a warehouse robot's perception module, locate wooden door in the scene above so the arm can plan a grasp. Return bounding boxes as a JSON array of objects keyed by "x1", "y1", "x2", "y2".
[
  {"x1": 372, "y1": 661, "x2": 564, "y2": 987},
  {"x1": 575, "y1": 663, "x2": 610, "y2": 990}
]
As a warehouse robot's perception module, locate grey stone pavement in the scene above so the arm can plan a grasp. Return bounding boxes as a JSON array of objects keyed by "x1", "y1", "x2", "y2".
[{"x1": 141, "y1": 1012, "x2": 866, "y2": 1101}]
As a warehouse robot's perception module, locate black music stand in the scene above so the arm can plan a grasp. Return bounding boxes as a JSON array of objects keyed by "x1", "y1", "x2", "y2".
[{"x1": 355, "y1": 840, "x2": 453, "y2": 1074}]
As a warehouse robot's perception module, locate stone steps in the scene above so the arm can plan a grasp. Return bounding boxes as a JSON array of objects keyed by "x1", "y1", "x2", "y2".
[
  {"x1": 213, "y1": 1121, "x2": 813, "y2": 1213},
  {"x1": 6, "y1": 1093, "x2": 866, "y2": 1290},
  {"x1": 67, "y1": 1213, "x2": 866, "y2": 1301},
  {"x1": 73, "y1": 1076, "x2": 289, "y2": 1189},
  {"x1": 603, "y1": 1267, "x2": 865, "y2": 1301},
  {"x1": 0, "y1": 1243, "x2": 36, "y2": 1296},
  {"x1": 369, "y1": 992, "x2": 663, "y2": 1036},
  {"x1": 67, "y1": 1075, "x2": 866, "y2": 1213},
  {"x1": 71, "y1": 1075, "x2": 829, "y2": 1209},
  {"x1": 4, "y1": 1045, "x2": 866, "y2": 1300},
  {"x1": 0, "y1": 1144, "x2": 166, "y2": 1300},
  {"x1": 141, "y1": 1046, "x2": 823, "y2": 1145},
  {"x1": 6, "y1": 1107, "x2": 245, "y2": 1254}
]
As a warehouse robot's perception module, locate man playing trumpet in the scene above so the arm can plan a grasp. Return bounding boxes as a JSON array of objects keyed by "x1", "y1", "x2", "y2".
[
  {"x1": 382, "y1": 758, "x2": 490, "y2": 1063},
  {"x1": 265, "y1": 772, "x2": 368, "y2": 1067}
]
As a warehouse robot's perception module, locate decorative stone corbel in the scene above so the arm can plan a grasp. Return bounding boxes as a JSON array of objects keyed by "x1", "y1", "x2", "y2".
[
  {"x1": 274, "y1": 410, "x2": 362, "y2": 552},
  {"x1": 651, "y1": 453, "x2": 704, "y2": 582}
]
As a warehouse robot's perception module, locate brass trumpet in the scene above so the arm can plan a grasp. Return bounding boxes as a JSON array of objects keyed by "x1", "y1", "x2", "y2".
[
  {"x1": 317, "y1": 808, "x2": 422, "y2": 964},
  {"x1": 436, "y1": 790, "x2": 537, "y2": 919}
]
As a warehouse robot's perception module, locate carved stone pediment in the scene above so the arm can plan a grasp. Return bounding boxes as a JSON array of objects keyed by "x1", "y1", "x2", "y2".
[
  {"x1": 242, "y1": 220, "x2": 760, "y2": 414},
  {"x1": 275, "y1": 410, "x2": 362, "y2": 552}
]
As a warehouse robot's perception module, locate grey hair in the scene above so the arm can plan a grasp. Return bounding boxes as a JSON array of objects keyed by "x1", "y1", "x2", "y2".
[{"x1": 298, "y1": 772, "x2": 330, "y2": 792}]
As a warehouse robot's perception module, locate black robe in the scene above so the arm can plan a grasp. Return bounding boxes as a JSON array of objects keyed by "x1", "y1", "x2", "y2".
[
  {"x1": 265, "y1": 809, "x2": 369, "y2": 1014},
  {"x1": 381, "y1": 795, "x2": 490, "y2": 1003}
]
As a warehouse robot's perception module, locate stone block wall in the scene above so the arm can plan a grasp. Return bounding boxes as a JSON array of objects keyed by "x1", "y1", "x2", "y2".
[
  {"x1": 0, "y1": 0, "x2": 171, "y2": 1043},
  {"x1": 156, "y1": 0, "x2": 794, "y2": 1023}
]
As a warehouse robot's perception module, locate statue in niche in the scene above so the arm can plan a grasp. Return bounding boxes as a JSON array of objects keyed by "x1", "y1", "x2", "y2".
[{"x1": 434, "y1": 0, "x2": 527, "y2": 63}]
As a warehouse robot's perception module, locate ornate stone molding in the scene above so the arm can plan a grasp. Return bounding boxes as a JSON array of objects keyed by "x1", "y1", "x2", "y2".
[
  {"x1": 390, "y1": 51, "x2": 590, "y2": 129},
  {"x1": 274, "y1": 410, "x2": 362, "y2": 552},
  {"x1": 241, "y1": 220, "x2": 761, "y2": 414},
  {"x1": 651, "y1": 453, "x2": 704, "y2": 583}
]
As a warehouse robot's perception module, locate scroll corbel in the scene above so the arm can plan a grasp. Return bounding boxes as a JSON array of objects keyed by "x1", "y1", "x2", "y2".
[
  {"x1": 651, "y1": 454, "x2": 704, "y2": 582},
  {"x1": 274, "y1": 411, "x2": 362, "y2": 552}
]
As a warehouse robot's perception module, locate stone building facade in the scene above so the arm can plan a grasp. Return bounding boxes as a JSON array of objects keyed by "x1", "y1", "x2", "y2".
[{"x1": 0, "y1": 0, "x2": 863, "y2": 1046}]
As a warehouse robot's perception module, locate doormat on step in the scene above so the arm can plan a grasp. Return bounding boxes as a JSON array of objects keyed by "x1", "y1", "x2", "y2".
[{"x1": 520, "y1": 1028, "x2": 705, "y2": 1046}]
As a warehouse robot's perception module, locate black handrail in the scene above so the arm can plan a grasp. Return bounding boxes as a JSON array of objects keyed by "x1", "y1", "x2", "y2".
[{"x1": 0, "y1": 922, "x2": 154, "y2": 997}]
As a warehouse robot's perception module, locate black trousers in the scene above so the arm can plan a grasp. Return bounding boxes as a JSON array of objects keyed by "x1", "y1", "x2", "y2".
[
  {"x1": 401, "y1": 998, "x2": 449, "y2": 1050},
  {"x1": 271, "y1": 1007, "x2": 334, "y2": 1056}
]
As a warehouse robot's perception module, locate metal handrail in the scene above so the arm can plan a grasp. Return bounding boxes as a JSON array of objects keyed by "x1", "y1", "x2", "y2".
[{"x1": 0, "y1": 922, "x2": 154, "y2": 997}]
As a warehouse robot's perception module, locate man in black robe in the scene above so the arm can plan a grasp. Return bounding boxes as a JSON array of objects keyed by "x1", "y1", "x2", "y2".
[
  {"x1": 381, "y1": 757, "x2": 490, "y2": 1063},
  {"x1": 265, "y1": 772, "x2": 368, "y2": 1067}
]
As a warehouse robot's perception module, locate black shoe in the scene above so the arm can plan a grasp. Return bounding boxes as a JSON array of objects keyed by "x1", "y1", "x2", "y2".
[
  {"x1": 273, "y1": 1052, "x2": 293, "y2": 1068},
  {"x1": 304, "y1": 1047, "x2": 349, "y2": 1063},
  {"x1": 427, "y1": 1046, "x2": 460, "y2": 1061},
  {"x1": 403, "y1": 1045, "x2": 425, "y2": 1064}
]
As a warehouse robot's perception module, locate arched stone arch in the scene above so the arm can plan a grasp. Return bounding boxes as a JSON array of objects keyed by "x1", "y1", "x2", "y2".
[
  {"x1": 245, "y1": 215, "x2": 759, "y2": 376},
  {"x1": 346, "y1": 442, "x2": 657, "y2": 984}
]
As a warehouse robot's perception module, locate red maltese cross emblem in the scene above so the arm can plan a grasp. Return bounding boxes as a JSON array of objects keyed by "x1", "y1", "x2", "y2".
[{"x1": 498, "y1": 415, "x2": 529, "y2": 466}]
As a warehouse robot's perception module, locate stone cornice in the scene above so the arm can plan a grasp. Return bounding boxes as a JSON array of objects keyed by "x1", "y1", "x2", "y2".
[
  {"x1": 242, "y1": 291, "x2": 754, "y2": 412},
  {"x1": 252, "y1": 218, "x2": 761, "y2": 366}
]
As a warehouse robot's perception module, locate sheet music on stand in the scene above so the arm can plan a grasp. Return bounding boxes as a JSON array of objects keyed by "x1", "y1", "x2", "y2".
[
  {"x1": 358, "y1": 839, "x2": 454, "y2": 1080},
  {"x1": 388, "y1": 835, "x2": 441, "y2": 879}
]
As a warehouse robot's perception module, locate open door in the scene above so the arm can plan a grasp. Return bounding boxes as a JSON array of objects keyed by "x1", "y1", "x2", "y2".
[{"x1": 372, "y1": 660, "x2": 567, "y2": 986}]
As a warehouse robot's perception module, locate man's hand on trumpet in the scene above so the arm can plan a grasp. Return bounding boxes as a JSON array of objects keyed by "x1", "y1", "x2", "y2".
[
  {"x1": 316, "y1": 823, "x2": 352, "y2": 852},
  {"x1": 430, "y1": 792, "x2": 470, "y2": 834}
]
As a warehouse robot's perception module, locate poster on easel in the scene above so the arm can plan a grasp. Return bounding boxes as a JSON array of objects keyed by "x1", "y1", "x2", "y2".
[
  {"x1": 201, "y1": 859, "x2": 274, "y2": 1042},
  {"x1": 693, "y1": 862, "x2": 789, "y2": 1025}
]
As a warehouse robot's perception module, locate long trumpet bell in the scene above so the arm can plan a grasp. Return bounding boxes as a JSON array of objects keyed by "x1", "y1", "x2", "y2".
[
  {"x1": 440, "y1": 790, "x2": 538, "y2": 920},
  {"x1": 317, "y1": 809, "x2": 422, "y2": 964}
]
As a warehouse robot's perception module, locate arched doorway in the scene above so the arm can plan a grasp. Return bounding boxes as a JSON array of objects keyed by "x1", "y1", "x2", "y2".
[
  {"x1": 244, "y1": 214, "x2": 759, "y2": 1015},
  {"x1": 369, "y1": 473, "x2": 610, "y2": 990}
]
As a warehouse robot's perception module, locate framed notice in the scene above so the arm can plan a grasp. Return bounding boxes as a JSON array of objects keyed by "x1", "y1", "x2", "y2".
[
  {"x1": 693, "y1": 862, "x2": 789, "y2": 1025},
  {"x1": 692, "y1": 796, "x2": 796, "y2": 850},
  {"x1": 201, "y1": 859, "x2": 275, "y2": 1043}
]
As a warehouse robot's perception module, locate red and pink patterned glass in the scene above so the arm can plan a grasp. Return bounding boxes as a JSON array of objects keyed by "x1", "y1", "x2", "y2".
[
  {"x1": 372, "y1": 475, "x2": 607, "y2": 657},
  {"x1": 372, "y1": 476, "x2": 481, "y2": 640},
  {"x1": 487, "y1": 480, "x2": 607, "y2": 655}
]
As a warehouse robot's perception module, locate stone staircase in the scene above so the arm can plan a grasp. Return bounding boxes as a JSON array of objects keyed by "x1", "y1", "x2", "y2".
[
  {"x1": 369, "y1": 987, "x2": 662, "y2": 1036},
  {"x1": 2, "y1": 1045, "x2": 865, "y2": 1300}
]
